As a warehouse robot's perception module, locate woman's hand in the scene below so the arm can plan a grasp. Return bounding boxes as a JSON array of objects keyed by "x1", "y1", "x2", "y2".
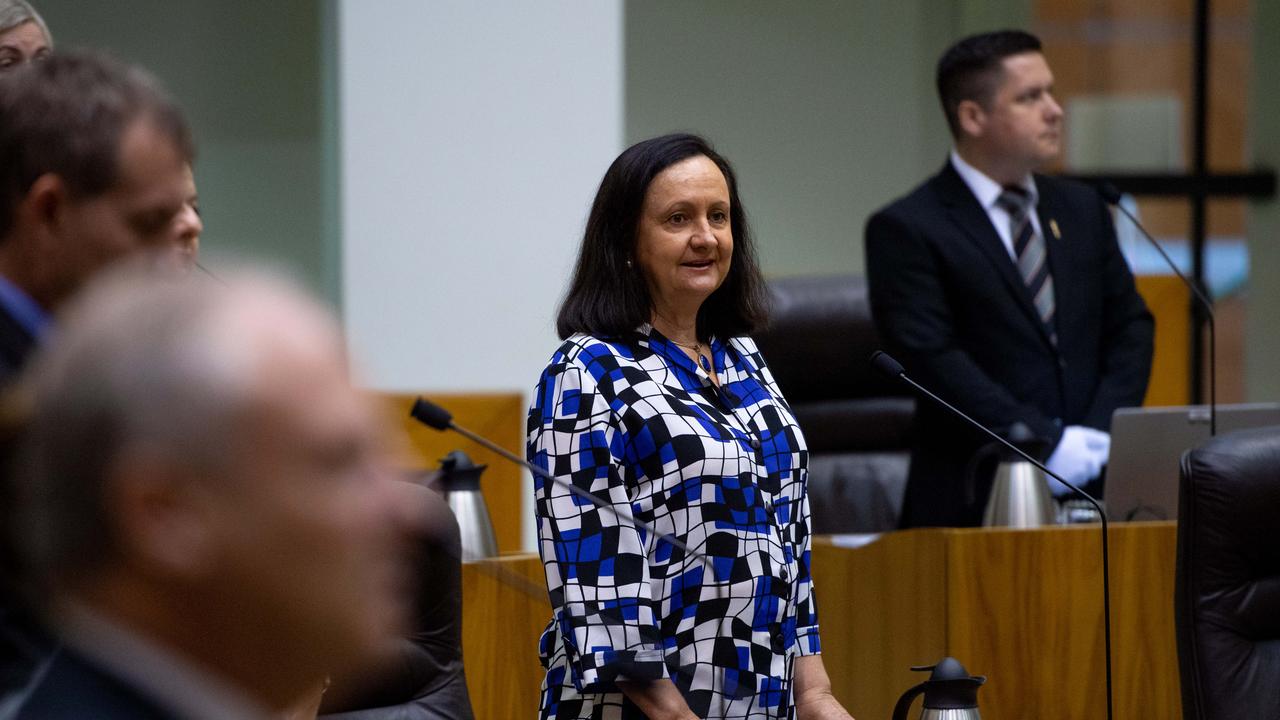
[
  {"x1": 794, "y1": 655, "x2": 856, "y2": 720},
  {"x1": 617, "y1": 678, "x2": 700, "y2": 720}
]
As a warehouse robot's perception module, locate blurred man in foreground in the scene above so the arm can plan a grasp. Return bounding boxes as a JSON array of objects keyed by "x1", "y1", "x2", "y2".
[{"x1": 8, "y1": 265, "x2": 421, "y2": 719}]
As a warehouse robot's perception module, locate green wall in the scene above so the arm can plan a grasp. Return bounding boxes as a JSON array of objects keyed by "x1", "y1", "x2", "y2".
[
  {"x1": 625, "y1": 0, "x2": 1028, "y2": 278},
  {"x1": 36, "y1": 0, "x2": 335, "y2": 303}
]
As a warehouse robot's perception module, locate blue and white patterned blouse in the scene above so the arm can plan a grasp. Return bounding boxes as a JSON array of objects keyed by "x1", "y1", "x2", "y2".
[{"x1": 527, "y1": 324, "x2": 820, "y2": 720}]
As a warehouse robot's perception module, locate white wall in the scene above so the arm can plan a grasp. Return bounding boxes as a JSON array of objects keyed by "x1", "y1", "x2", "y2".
[{"x1": 339, "y1": 0, "x2": 623, "y2": 394}]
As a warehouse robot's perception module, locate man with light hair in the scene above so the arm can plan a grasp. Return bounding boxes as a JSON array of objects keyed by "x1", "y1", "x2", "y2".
[{"x1": 7, "y1": 264, "x2": 421, "y2": 719}]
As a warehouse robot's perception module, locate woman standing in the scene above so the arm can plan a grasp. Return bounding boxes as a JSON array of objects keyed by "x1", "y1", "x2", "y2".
[{"x1": 528, "y1": 134, "x2": 854, "y2": 720}]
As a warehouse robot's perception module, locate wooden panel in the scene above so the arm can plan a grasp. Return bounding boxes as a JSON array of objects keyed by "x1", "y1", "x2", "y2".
[
  {"x1": 811, "y1": 533, "x2": 948, "y2": 720},
  {"x1": 1135, "y1": 275, "x2": 1189, "y2": 406},
  {"x1": 460, "y1": 526, "x2": 1180, "y2": 720},
  {"x1": 379, "y1": 393, "x2": 526, "y2": 554},
  {"x1": 461, "y1": 553, "x2": 549, "y2": 719},
  {"x1": 945, "y1": 523, "x2": 1180, "y2": 720}
]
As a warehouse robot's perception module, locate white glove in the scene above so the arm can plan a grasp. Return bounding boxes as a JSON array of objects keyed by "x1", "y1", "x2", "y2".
[{"x1": 1045, "y1": 426, "x2": 1110, "y2": 497}]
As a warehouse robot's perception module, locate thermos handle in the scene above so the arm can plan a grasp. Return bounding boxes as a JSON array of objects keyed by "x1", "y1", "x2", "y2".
[{"x1": 891, "y1": 680, "x2": 929, "y2": 720}]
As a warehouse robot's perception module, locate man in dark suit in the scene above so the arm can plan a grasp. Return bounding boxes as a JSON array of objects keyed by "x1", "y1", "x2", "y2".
[
  {"x1": 0, "y1": 50, "x2": 199, "y2": 711},
  {"x1": 9, "y1": 266, "x2": 422, "y2": 719},
  {"x1": 865, "y1": 30, "x2": 1154, "y2": 528}
]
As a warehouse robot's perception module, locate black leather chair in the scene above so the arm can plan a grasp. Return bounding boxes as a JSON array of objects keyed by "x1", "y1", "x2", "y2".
[
  {"x1": 321, "y1": 487, "x2": 474, "y2": 720},
  {"x1": 754, "y1": 275, "x2": 915, "y2": 533},
  {"x1": 1175, "y1": 426, "x2": 1280, "y2": 720}
]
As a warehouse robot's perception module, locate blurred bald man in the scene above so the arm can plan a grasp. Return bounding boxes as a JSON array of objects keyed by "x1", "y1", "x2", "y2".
[{"x1": 7, "y1": 265, "x2": 422, "y2": 719}]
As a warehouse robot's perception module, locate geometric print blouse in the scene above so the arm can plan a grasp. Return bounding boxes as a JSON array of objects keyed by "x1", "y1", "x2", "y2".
[{"x1": 527, "y1": 325, "x2": 821, "y2": 720}]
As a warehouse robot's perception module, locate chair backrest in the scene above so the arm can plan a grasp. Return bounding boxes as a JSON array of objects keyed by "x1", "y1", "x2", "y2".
[
  {"x1": 755, "y1": 274, "x2": 910, "y2": 404},
  {"x1": 321, "y1": 485, "x2": 475, "y2": 720},
  {"x1": 1175, "y1": 426, "x2": 1280, "y2": 720}
]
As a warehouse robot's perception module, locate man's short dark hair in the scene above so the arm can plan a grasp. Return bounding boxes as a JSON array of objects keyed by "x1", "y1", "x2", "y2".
[
  {"x1": 556, "y1": 133, "x2": 767, "y2": 341},
  {"x1": 0, "y1": 50, "x2": 194, "y2": 239},
  {"x1": 936, "y1": 30, "x2": 1043, "y2": 138}
]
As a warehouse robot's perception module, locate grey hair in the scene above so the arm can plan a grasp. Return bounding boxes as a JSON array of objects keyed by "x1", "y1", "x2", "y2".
[
  {"x1": 9, "y1": 260, "x2": 322, "y2": 590},
  {"x1": 0, "y1": 1, "x2": 52, "y2": 45}
]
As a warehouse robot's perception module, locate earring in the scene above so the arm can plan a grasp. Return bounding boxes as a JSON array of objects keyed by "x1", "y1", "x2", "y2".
[{"x1": 625, "y1": 259, "x2": 633, "y2": 269}]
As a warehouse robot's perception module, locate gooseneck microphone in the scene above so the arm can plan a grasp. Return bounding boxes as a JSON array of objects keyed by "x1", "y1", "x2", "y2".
[
  {"x1": 870, "y1": 352, "x2": 1114, "y2": 720},
  {"x1": 408, "y1": 396, "x2": 710, "y2": 567},
  {"x1": 1098, "y1": 182, "x2": 1216, "y2": 436}
]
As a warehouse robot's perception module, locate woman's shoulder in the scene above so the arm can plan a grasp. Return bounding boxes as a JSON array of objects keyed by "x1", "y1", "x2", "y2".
[
  {"x1": 724, "y1": 334, "x2": 766, "y2": 367},
  {"x1": 544, "y1": 332, "x2": 643, "y2": 373}
]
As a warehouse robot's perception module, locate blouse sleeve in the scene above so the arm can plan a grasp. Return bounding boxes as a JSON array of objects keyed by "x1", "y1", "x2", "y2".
[
  {"x1": 792, "y1": 487, "x2": 821, "y2": 655},
  {"x1": 527, "y1": 347, "x2": 670, "y2": 692}
]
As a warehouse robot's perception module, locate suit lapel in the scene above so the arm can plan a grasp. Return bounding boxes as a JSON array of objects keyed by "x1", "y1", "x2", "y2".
[{"x1": 933, "y1": 163, "x2": 1053, "y2": 348}]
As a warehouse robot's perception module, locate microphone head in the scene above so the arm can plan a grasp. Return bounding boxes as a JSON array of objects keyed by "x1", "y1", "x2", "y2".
[
  {"x1": 1096, "y1": 181, "x2": 1123, "y2": 205},
  {"x1": 409, "y1": 397, "x2": 453, "y2": 431},
  {"x1": 870, "y1": 350, "x2": 905, "y2": 378}
]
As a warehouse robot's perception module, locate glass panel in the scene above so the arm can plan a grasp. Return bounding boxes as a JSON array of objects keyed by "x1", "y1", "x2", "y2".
[{"x1": 1031, "y1": 0, "x2": 1255, "y2": 405}]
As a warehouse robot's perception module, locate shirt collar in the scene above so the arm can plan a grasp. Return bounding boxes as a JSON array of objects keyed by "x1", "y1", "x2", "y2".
[
  {"x1": 636, "y1": 323, "x2": 725, "y2": 382},
  {"x1": 949, "y1": 149, "x2": 1039, "y2": 210},
  {"x1": 54, "y1": 602, "x2": 274, "y2": 720},
  {"x1": 0, "y1": 273, "x2": 50, "y2": 340}
]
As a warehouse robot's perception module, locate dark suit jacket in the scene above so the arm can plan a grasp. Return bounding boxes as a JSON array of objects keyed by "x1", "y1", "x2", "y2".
[
  {"x1": 15, "y1": 648, "x2": 176, "y2": 720},
  {"x1": 0, "y1": 299, "x2": 44, "y2": 703},
  {"x1": 864, "y1": 161, "x2": 1154, "y2": 527},
  {"x1": 0, "y1": 298, "x2": 35, "y2": 386}
]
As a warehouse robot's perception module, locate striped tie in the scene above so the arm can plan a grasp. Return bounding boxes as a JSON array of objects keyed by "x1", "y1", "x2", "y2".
[{"x1": 997, "y1": 186, "x2": 1056, "y2": 344}]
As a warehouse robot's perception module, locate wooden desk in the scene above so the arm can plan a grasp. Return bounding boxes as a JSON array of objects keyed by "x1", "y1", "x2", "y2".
[
  {"x1": 813, "y1": 523, "x2": 1180, "y2": 720},
  {"x1": 460, "y1": 523, "x2": 1180, "y2": 720},
  {"x1": 461, "y1": 553, "x2": 548, "y2": 719}
]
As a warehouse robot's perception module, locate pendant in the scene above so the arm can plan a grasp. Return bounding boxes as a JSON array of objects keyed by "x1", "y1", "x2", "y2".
[{"x1": 699, "y1": 354, "x2": 711, "y2": 372}]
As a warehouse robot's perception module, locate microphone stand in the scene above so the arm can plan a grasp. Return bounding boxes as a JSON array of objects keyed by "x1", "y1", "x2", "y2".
[
  {"x1": 1103, "y1": 185, "x2": 1216, "y2": 435},
  {"x1": 871, "y1": 352, "x2": 1113, "y2": 720}
]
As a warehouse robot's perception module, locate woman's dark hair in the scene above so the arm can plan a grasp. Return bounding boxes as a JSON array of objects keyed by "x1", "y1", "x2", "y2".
[{"x1": 556, "y1": 133, "x2": 767, "y2": 341}]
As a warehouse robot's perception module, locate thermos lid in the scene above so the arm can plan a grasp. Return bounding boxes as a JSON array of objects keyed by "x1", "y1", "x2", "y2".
[
  {"x1": 911, "y1": 657, "x2": 986, "y2": 710},
  {"x1": 1001, "y1": 421, "x2": 1049, "y2": 460},
  {"x1": 438, "y1": 449, "x2": 487, "y2": 491}
]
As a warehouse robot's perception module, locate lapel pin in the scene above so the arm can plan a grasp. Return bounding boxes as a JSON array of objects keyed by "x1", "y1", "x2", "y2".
[{"x1": 1049, "y1": 219, "x2": 1061, "y2": 240}]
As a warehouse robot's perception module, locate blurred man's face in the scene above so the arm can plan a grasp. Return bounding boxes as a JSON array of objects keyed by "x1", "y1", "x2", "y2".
[
  {"x1": 202, "y1": 302, "x2": 415, "y2": 681},
  {"x1": 51, "y1": 119, "x2": 189, "y2": 303},
  {"x1": 156, "y1": 164, "x2": 202, "y2": 276},
  {"x1": 971, "y1": 52, "x2": 1063, "y2": 174}
]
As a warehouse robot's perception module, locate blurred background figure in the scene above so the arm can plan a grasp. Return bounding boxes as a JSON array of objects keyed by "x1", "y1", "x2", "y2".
[
  {"x1": 0, "y1": 1, "x2": 50, "y2": 72},
  {"x1": 0, "y1": 50, "x2": 193, "y2": 383},
  {"x1": 159, "y1": 163, "x2": 203, "y2": 276},
  {"x1": 8, "y1": 265, "x2": 422, "y2": 719},
  {"x1": 0, "y1": 49, "x2": 195, "y2": 713}
]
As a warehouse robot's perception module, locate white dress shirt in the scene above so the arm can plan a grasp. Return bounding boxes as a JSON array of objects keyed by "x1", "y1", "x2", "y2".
[{"x1": 950, "y1": 149, "x2": 1043, "y2": 262}]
